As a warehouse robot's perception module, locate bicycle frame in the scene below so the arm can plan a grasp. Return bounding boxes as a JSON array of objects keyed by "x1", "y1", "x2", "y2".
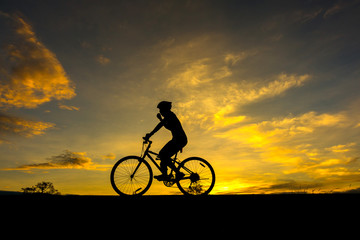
[
  {"x1": 136, "y1": 140, "x2": 191, "y2": 176},
  {"x1": 141, "y1": 140, "x2": 162, "y2": 171}
]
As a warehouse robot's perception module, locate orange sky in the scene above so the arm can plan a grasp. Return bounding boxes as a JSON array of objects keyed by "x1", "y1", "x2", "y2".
[{"x1": 1, "y1": 0, "x2": 360, "y2": 195}]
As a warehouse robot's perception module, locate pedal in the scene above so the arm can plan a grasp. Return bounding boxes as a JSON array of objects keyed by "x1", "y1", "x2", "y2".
[
  {"x1": 163, "y1": 180, "x2": 175, "y2": 187},
  {"x1": 163, "y1": 175, "x2": 175, "y2": 187}
]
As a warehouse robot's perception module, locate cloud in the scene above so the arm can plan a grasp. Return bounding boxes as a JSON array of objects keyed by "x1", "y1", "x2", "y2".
[
  {"x1": 212, "y1": 108, "x2": 360, "y2": 193},
  {"x1": 323, "y1": 0, "x2": 359, "y2": 18},
  {"x1": 0, "y1": 12, "x2": 75, "y2": 109},
  {"x1": 215, "y1": 111, "x2": 346, "y2": 147},
  {"x1": 167, "y1": 58, "x2": 232, "y2": 88},
  {"x1": 326, "y1": 143, "x2": 356, "y2": 153},
  {"x1": 224, "y1": 52, "x2": 248, "y2": 66},
  {"x1": 7, "y1": 150, "x2": 93, "y2": 170},
  {"x1": 293, "y1": 8, "x2": 324, "y2": 24},
  {"x1": 0, "y1": 12, "x2": 76, "y2": 143},
  {"x1": 102, "y1": 153, "x2": 116, "y2": 160},
  {"x1": 156, "y1": 35, "x2": 311, "y2": 132},
  {"x1": 96, "y1": 54, "x2": 111, "y2": 65},
  {"x1": 0, "y1": 112, "x2": 55, "y2": 138},
  {"x1": 244, "y1": 180, "x2": 324, "y2": 194},
  {"x1": 169, "y1": 69, "x2": 310, "y2": 130},
  {"x1": 153, "y1": 35, "x2": 313, "y2": 134},
  {"x1": 58, "y1": 104, "x2": 80, "y2": 111},
  {"x1": 226, "y1": 73, "x2": 310, "y2": 106}
]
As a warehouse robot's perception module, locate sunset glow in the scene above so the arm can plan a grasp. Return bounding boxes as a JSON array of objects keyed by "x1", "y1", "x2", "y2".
[{"x1": 1, "y1": 1, "x2": 360, "y2": 195}]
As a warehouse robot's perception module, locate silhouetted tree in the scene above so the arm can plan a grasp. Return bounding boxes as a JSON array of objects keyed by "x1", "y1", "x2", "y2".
[{"x1": 22, "y1": 181, "x2": 60, "y2": 195}]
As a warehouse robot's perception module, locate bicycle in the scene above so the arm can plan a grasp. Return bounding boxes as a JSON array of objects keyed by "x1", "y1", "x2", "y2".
[{"x1": 110, "y1": 137, "x2": 215, "y2": 196}]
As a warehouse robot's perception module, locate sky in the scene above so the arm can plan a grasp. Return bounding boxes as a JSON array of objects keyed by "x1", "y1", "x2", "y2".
[{"x1": 1, "y1": 0, "x2": 360, "y2": 195}]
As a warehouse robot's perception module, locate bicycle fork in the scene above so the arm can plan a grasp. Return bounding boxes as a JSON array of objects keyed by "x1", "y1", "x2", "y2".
[
  {"x1": 130, "y1": 160, "x2": 145, "y2": 195},
  {"x1": 131, "y1": 159, "x2": 144, "y2": 179}
]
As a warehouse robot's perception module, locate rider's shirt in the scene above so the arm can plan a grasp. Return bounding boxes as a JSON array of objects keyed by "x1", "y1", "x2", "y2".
[{"x1": 163, "y1": 111, "x2": 187, "y2": 142}]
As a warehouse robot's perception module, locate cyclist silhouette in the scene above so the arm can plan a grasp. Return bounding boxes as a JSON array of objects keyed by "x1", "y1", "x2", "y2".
[{"x1": 144, "y1": 101, "x2": 187, "y2": 181}]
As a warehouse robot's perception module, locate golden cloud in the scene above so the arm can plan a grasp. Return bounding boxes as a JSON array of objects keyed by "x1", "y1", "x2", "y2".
[
  {"x1": 7, "y1": 150, "x2": 93, "y2": 170},
  {"x1": 58, "y1": 104, "x2": 80, "y2": 111},
  {"x1": 168, "y1": 61, "x2": 310, "y2": 130},
  {"x1": 167, "y1": 58, "x2": 232, "y2": 88},
  {"x1": 159, "y1": 36, "x2": 312, "y2": 133},
  {"x1": 326, "y1": 143, "x2": 356, "y2": 153},
  {"x1": 213, "y1": 110, "x2": 360, "y2": 191},
  {"x1": 0, "y1": 112, "x2": 55, "y2": 138},
  {"x1": 4, "y1": 150, "x2": 113, "y2": 171},
  {"x1": 0, "y1": 12, "x2": 75, "y2": 109},
  {"x1": 215, "y1": 111, "x2": 346, "y2": 146}
]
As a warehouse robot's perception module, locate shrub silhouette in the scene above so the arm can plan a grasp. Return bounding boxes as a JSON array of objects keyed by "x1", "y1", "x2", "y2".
[{"x1": 21, "y1": 181, "x2": 60, "y2": 195}]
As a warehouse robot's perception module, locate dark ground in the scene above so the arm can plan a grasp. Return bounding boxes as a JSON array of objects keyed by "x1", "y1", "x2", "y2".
[
  {"x1": 2, "y1": 194, "x2": 358, "y2": 233},
  {"x1": 2, "y1": 193, "x2": 359, "y2": 213}
]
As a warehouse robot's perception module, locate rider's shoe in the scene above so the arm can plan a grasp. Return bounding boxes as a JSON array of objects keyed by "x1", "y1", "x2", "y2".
[{"x1": 154, "y1": 174, "x2": 170, "y2": 181}]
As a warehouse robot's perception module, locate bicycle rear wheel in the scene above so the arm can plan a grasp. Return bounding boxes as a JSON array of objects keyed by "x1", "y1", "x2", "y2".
[
  {"x1": 110, "y1": 156, "x2": 153, "y2": 196},
  {"x1": 176, "y1": 157, "x2": 215, "y2": 195}
]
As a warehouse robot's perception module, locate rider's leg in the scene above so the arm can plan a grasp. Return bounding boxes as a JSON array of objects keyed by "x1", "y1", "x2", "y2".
[
  {"x1": 156, "y1": 140, "x2": 179, "y2": 178},
  {"x1": 156, "y1": 139, "x2": 187, "y2": 180},
  {"x1": 159, "y1": 159, "x2": 169, "y2": 175},
  {"x1": 160, "y1": 157, "x2": 176, "y2": 173},
  {"x1": 157, "y1": 141, "x2": 173, "y2": 177}
]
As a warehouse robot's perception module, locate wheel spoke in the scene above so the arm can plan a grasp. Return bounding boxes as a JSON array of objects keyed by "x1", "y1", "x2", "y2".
[
  {"x1": 176, "y1": 157, "x2": 215, "y2": 195},
  {"x1": 110, "y1": 157, "x2": 152, "y2": 196}
]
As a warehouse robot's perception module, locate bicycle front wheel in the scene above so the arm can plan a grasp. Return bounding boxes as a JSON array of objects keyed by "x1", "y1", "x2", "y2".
[
  {"x1": 110, "y1": 156, "x2": 153, "y2": 196},
  {"x1": 177, "y1": 157, "x2": 215, "y2": 196}
]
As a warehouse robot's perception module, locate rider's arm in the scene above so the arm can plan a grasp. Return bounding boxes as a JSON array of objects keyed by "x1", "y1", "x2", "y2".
[{"x1": 147, "y1": 121, "x2": 164, "y2": 138}]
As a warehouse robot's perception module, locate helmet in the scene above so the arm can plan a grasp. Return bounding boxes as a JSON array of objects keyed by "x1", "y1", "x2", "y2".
[{"x1": 157, "y1": 101, "x2": 172, "y2": 111}]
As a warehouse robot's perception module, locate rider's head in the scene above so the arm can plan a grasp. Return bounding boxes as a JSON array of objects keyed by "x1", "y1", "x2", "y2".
[{"x1": 157, "y1": 101, "x2": 172, "y2": 114}]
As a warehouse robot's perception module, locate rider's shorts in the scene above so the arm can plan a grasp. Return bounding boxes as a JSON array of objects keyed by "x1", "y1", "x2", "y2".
[{"x1": 158, "y1": 137, "x2": 187, "y2": 160}]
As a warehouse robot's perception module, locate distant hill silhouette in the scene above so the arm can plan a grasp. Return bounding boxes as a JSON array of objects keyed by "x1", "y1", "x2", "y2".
[{"x1": 0, "y1": 190, "x2": 22, "y2": 195}]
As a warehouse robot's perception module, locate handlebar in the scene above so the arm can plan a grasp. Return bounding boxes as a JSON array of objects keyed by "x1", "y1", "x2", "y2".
[{"x1": 142, "y1": 137, "x2": 152, "y2": 144}]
